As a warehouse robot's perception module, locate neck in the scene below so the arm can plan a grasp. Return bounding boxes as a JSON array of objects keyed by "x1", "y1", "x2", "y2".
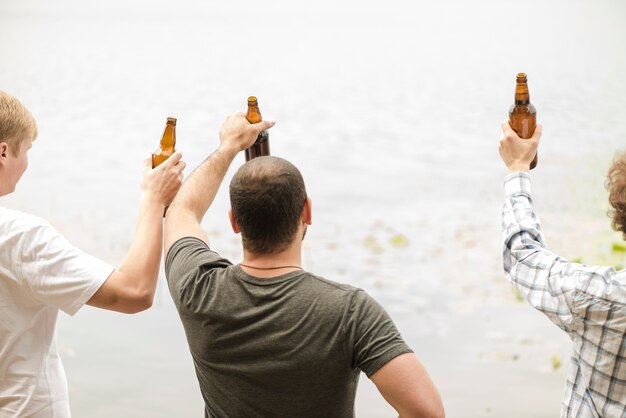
[
  {"x1": 240, "y1": 241, "x2": 303, "y2": 278},
  {"x1": 0, "y1": 173, "x2": 10, "y2": 197}
]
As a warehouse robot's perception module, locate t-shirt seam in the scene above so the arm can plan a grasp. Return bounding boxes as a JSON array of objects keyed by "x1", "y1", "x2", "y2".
[
  {"x1": 23, "y1": 244, "x2": 42, "y2": 298},
  {"x1": 3, "y1": 208, "x2": 46, "y2": 286},
  {"x1": 305, "y1": 273, "x2": 357, "y2": 293},
  {"x1": 65, "y1": 267, "x2": 113, "y2": 315},
  {"x1": 167, "y1": 237, "x2": 357, "y2": 293},
  {"x1": 232, "y1": 267, "x2": 306, "y2": 287},
  {"x1": 165, "y1": 236, "x2": 210, "y2": 274},
  {"x1": 364, "y1": 345, "x2": 414, "y2": 378},
  {"x1": 342, "y1": 289, "x2": 359, "y2": 368}
]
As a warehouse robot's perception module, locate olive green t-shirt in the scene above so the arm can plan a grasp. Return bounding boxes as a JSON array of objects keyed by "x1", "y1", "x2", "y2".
[{"x1": 165, "y1": 237, "x2": 412, "y2": 418}]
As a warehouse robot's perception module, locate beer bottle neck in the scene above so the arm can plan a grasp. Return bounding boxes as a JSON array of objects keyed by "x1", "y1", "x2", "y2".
[
  {"x1": 246, "y1": 105, "x2": 262, "y2": 124},
  {"x1": 161, "y1": 124, "x2": 176, "y2": 148},
  {"x1": 515, "y1": 85, "x2": 530, "y2": 104}
]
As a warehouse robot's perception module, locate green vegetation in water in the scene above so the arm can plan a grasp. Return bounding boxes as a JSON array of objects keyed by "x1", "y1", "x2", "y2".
[
  {"x1": 363, "y1": 233, "x2": 409, "y2": 253},
  {"x1": 578, "y1": 233, "x2": 626, "y2": 271},
  {"x1": 612, "y1": 243, "x2": 626, "y2": 252},
  {"x1": 389, "y1": 234, "x2": 409, "y2": 248},
  {"x1": 363, "y1": 235, "x2": 377, "y2": 247},
  {"x1": 610, "y1": 242, "x2": 626, "y2": 270}
]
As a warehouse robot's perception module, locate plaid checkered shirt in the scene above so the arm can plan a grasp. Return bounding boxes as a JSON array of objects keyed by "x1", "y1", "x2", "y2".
[{"x1": 503, "y1": 172, "x2": 626, "y2": 418}]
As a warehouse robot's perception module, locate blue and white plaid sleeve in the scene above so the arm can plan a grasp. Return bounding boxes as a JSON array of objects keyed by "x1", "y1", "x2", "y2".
[
  {"x1": 503, "y1": 172, "x2": 626, "y2": 416},
  {"x1": 502, "y1": 172, "x2": 582, "y2": 334}
]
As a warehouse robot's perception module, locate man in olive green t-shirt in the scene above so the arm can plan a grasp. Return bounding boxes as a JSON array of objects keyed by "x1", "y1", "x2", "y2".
[{"x1": 164, "y1": 112, "x2": 444, "y2": 418}]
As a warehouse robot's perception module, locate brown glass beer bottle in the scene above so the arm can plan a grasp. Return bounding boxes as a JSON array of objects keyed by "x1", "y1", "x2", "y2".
[
  {"x1": 509, "y1": 73, "x2": 538, "y2": 169},
  {"x1": 244, "y1": 96, "x2": 270, "y2": 161},
  {"x1": 152, "y1": 117, "x2": 177, "y2": 168}
]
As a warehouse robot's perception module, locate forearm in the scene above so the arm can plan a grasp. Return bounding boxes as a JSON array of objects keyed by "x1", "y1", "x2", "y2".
[
  {"x1": 502, "y1": 172, "x2": 548, "y2": 274},
  {"x1": 88, "y1": 193, "x2": 165, "y2": 313},
  {"x1": 164, "y1": 113, "x2": 273, "y2": 253},
  {"x1": 502, "y1": 172, "x2": 581, "y2": 329},
  {"x1": 118, "y1": 193, "x2": 164, "y2": 296},
  {"x1": 169, "y1": 144, "x2": 238, "y2": 222}
]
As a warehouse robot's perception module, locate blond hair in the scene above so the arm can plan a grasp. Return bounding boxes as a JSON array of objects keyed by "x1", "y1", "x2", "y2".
[{"x1": 0, "y1": 91, "x2": 38, "y2": 156}]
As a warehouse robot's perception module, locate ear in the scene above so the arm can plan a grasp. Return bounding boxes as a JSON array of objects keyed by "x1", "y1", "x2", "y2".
[
  {"x1": 302, "y1": 197, "x2": 312, "y2": 226},
  {"x1": 0, "y1": 142, "x2": 8, "y2": 163},
  {"x1": 228, "y1": 208, "x2": 240, "y2": 234}
]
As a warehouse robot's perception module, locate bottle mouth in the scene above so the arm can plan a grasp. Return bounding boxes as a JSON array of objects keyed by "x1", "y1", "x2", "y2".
[
  {"x1": 516, "y1": 73, "x2": 528, "y2": 82},
  {"x1": 166, "y1": 117, "x2": 177, "y2": 125},
  {"x1": 248, "y1": 96, "x2": 258, "y2": 103}
]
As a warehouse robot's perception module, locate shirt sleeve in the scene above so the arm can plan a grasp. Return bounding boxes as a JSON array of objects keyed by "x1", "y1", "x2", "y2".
[
  {"x1": 502, "y1": 172, "x2": 589, "y2": 333},
  {"x1": 165, "y1": 237, "x2": 232, "y2": 309},
  {"x1": 345, "y1": 289, "x2": 413, "y2": 378},
  {"x1": 17, "y1": 218, "x2": 114, "y2": 316}
]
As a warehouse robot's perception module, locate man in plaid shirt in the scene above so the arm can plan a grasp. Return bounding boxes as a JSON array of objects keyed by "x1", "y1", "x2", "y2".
[{"x1": 500, "y1": 121, "x2": 626, "y2": 417}]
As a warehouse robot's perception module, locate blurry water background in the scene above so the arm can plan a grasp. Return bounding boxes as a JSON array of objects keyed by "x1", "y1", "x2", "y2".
[{"x1": 2, "y1": 0, "x2": 626, "y2": 416}]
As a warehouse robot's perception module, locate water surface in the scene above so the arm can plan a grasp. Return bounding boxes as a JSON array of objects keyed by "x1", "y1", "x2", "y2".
[{"x1": 2, "y1": 0, "x2": 626, "y2": 416}]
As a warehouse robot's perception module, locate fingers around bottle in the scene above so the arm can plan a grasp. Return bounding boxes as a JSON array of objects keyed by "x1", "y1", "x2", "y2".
[
  {"x1": 224, "y1": 112, "x2": 245, "y2": 125},
  {"x1": 163, "y1": 151, "x2": 183, "y2": 166},
  {"x1": 258, "y1": 120, "x2": 276, "y2": 131},
  {"x1": 500, "y1": 120, "x2": 517, "y2": 138},
  {"x1": 143, "y1": 155, "x2": 152, "y2": 171},
  {"x1": 532, "y1": 124, "x2": 543, "y2": 142},
  {"x1": 175, "y1": 160, "x2": 186, "y2": 173}
]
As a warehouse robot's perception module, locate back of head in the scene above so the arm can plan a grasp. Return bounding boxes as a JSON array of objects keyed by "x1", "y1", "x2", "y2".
[
  {"x1": 0, "y1": 91, "x2": 38, "y2": 156},
  {"x1": 229, "y1": 156, "x2": 307, "y2": 254}
]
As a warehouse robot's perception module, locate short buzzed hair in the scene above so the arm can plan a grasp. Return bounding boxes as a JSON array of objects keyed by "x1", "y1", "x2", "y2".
[
  {"x1": 229, "y1": 156, "x2": 307, "y2": 254},
  {"x1": 0, "y1": 91, "x2": 38, "y2": 156}
]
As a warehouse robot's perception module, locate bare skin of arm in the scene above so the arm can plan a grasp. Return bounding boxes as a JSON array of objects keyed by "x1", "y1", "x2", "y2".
[
  {"x1": 164, "y1": 113, "x2": 274, "y2": 256},
  {"x1": 370, "y1": 353, "x2": 445, "y2": 418},
  {"x1": 87, "y1": 152, "x2": 185, "y2": 314}
]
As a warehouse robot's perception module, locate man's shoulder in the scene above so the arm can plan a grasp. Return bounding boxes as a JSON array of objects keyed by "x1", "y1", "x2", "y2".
[
  {"x1": 165, "y1": 237, "x2": 231, "y2": 284},
  {"x1": 0, "y1": 206, "x2": 55, "y2": 245},
  {"x1": 298, "y1": 271, "x2": 367, "y2": 303},
  {"x1": 0, "y1": 206, "x2": 51, "y2": 228},
  {"x1": 575, "y1": 267, "x2": 626, "y2": 306}
]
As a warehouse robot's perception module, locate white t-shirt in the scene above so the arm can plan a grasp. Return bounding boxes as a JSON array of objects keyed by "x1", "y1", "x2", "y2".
[{"x1": 0, "y1": 206, "x2": 114, "y2": 418}]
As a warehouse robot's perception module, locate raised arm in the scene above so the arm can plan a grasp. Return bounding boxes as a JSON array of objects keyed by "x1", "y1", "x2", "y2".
[
  {"x1": 164, "y1": 112, "x2": 274, "y2": 256},
  {"x1": 371, "y1": 353, "x2": 445, "y2": 418},
  {"x1": 499, "y1": 121, "x2": 591, "y2": 332},
  {"x1": 87, "y1": 152, "x2": 185, "y2": 313}
]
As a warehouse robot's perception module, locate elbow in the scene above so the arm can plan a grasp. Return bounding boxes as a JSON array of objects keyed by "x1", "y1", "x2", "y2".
[
  {"x1": 136, "y1": 292, "x2": 154, "y2": 313},
  {"x1": 133, "y1": 289, "x2": 155, "y2": 313},
  {"x1": 423, "y1": 403, "x2": 446, "y2": 418},
  {"x1": 407, "y1": 407, "x2": 445, "y2": 418},
  {"x1": 122, "y1": 290, "x2": 154, "y2": 314},
  {"x1": 432, "y1": 405, "x2": 446, "y2": 418}
]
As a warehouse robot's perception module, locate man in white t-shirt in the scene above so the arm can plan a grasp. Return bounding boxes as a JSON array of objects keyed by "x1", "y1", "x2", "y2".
[{"x1": 0, "y1": 90, "x2": 186, "y2": 417}]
